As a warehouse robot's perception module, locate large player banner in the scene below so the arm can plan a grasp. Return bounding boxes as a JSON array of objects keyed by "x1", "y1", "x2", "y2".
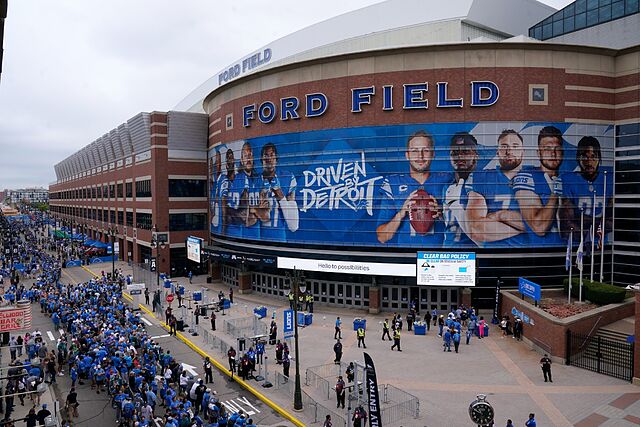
[{"x1": 208, "y1": 121, "x2": 614, "y2": 249}]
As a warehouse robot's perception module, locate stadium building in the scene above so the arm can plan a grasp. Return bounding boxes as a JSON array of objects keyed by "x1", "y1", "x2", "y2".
[{"x1": 52, "y1": 0, "x2": 640, "y2": 311}]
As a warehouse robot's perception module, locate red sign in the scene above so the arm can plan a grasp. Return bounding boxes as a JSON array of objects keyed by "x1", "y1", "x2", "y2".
[
  {"x1": 0, "y1": 307, "x2": 32, "y2": 332},
  {"x1": 166, "y1": 294, "x2": 175, "y2": 303}
]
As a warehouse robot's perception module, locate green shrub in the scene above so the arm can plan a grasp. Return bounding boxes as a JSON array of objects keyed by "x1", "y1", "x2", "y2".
[{"x1": 562, "y1": 278, "x2": 626, "y2": 305}]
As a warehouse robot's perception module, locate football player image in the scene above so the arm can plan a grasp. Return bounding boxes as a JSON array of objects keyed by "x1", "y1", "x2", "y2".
[
  {"x1": 376, "y1": 130, "x2": 450, "y2": 246},
  {"x1": 254, "y1": 142, "x2": 299, "y2": 242},
  {"x1": 559, "y1": 136, "x2": 613, "y2": 238},
  {"x1": 222, "y1": 148, "x2": 245, "y2": 237},
  {"x1": 210, "y1": 151, "x2": 224, "y2": 233},
  {"x1": 442, "y1": 132, "x2": 479, "y2": 247},
  {"x1": 239, "y1": 141, "x2": 261, "y2": 239},
  {"x1": 512, "y1": 126, "x2": 564, "y2": 245},
  {"x1": 464, "y1": 129, "x2": 527, "y2": 246}
]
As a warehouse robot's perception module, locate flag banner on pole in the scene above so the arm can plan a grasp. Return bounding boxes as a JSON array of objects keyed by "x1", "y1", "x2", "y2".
[
  {"x1": 363, "y1": 352, "x2": 382, "y2": 427},
  {"x1": 565, "y1": 233, "x2": 572, "y2": 271},
  {"x1": 596, "y1": 222, "x2": 603, "y2": 250},
  {"x1": 585, "y1": 225, "x2": 593, "y2": 255},
  {"x1": 576, "y1": 239, "x2": 584, "y2": 272}
]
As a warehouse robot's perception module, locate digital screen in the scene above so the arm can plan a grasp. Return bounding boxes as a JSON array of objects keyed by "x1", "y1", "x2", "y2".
[
  {"x1": 186, "y1": 236, "x2": 203, "y2": 263},
  {"x1": 416, "y1": 252, "x2": 476, "y2": 286},
  {"x1": 208, "y1": 121, "x2": 613, "y2": 249}
]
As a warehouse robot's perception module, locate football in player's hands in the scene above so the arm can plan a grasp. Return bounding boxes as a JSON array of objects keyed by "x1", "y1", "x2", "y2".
[{"x1": 409, "y1": 189, "x2": 436, "y2": 235}]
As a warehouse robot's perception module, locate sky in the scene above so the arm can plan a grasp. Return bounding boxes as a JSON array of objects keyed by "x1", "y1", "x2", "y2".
[{"x1": 0, "y1": 0, "x2": 573, "y2": 190}]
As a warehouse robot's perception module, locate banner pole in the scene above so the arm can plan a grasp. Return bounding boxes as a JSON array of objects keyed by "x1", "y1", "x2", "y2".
[
  {"x1": 568, "y1": 230, "x2": 572, "y2": 305},
  {"x1": 579, "y1": 209, "x2": 584, "y2": 303},
  {"x1": 599, "y1": 171, "x2": 607, "y2": 283},
  {"x1": 590, "y1": 191, "x2": 596, "y2": 282}
]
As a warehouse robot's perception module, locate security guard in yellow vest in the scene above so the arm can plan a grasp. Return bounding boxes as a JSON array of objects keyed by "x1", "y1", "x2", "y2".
[
  {"x1": 391, "y1": 329, "x2": 402, "y2": 351},
  {"x1": 357, "y1": 326, "x2": 366, "y2": 348},
  {"x1": 305, "y1": 293, "x2": 314, "y2": 313},
  {"x1": 382, "y1": 319, "x2": 391, "y2": 341},
  {"x1": 287, "y1": 291, "x2": 294, "y2": 310}
]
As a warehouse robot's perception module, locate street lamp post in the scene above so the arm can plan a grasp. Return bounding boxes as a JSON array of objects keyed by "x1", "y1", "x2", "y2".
[
  {"x1": 151, "y1": 225, "x2": 166, "y2": 290},
  {"x1": 286, "y1": 267, "x2": 306, "y2": 411},
  {"x1": 108, "y1": 226, "x2": 118, "y2": 279}
]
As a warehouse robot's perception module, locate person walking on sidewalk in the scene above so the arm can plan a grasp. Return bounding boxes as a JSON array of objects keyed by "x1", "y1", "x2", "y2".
[
  {"x1": 334, "y1": 317, "x2": 342, "y2": 339},
  {"x1": 169, "y1": 315, "x2": 177, "y2": 336},
  {"x1": 333, "y1": 340, "x2": 343, "y2": 364},
  {"x1": 188, "y1": 271, "x2": 193, "y2": 284},
  {"x1": 144, "y1": 288, "x2": 150, "y2": 305},
  {"x1": 356, "y1": 326, "x2": 366, "y2": 348},
  {"x1": 204, "y1": 357, "x2": 213, "y2": 384},
  {"x1": 540, "y1": 354, "x2": 552, "y2": 382},
  {"x1": 335, "y1": 376, "x2": 346, "y2": 409},
  {"x1": 282, "y1": 354, "x2": 290, "y2": 381},
  {"x1": 453, "y1": 329, "x2": 461, "y2": 353},
  {"x1": 229, "y1": 287, "x2": 234, "y2": 303},
  {"x1": 391, "y1": 329, "x2": 401, "y2": 351},
  {"x1": 228, "y1": 347, "x2": 237, "y2": 376},
  {"x1": 382, "y1": 319, "x2": 391, "y2": 341},
  {"x1": 210, "y1": 312, "x2": 217, "y2": 331}
]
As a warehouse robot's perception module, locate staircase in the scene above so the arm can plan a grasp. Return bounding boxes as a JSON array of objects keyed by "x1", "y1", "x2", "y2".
[{"x1": 596, "y1": 327, "x2": 632, "y2": 344}]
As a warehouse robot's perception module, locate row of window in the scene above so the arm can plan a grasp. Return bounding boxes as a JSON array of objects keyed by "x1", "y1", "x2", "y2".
[
  {"x1": 530, "y1": 0, "x2": 639, "y2": 40},
  {"x1": 49, "y1": 179, "x2": 208, "y2": 201}
]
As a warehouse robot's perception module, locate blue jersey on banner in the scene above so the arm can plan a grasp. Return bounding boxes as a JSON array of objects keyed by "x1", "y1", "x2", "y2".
[
  {"x1": 242, "y1": 171, "x2": 261, "y2": 240},
  {"x1": 225, "y1": 173, "x2": 249, "y2": 238},
  {"x1": 512, "y1": 167, "x2": 563, "y2": 246},
  {"x1": 465, "y1": 166, "x2": 528, "y2": 247},
  {"x1": 259, "y1": 171, "x2": 297, "y2": 242},
  {"x1": 442, "y1": 178, "x2": 474, "y2": 247},
  {"x1": 377, "y1": 172, "x2": 452, "y2": 246},
  {"x1": 561, "y1": 167, "x2": 613, "y2": 218},
  {"x1": 210, "y1": 174, "x2": 227, "y2": 235}
]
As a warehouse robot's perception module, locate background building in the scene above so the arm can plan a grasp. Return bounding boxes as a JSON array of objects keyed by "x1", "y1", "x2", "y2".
[
  {"x1": 5, "y1": 187, "x2": 48, "y2": 204},
  {"x1": 49, "y1": 111, "x2": 209, "y2": 277}
]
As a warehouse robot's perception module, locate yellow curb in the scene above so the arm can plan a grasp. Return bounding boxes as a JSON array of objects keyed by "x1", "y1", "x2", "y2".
[{"x1": 81, "y1": 264, "x2": 304, "y2": 427}]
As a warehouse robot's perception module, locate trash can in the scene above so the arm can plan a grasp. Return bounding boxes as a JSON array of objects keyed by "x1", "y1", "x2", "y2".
[
  {"x1": 254, "y1": 307, "x2": 267, "y2": 319},
  {"x1": 206, "y1": 277, "x2": 212, "y2": 284},
  {"x1": 199, "y1": 306, "x2": 207, "y2": 316},
  {"x1": 305, "y1": 313, "x2": 313, "y2": 326},
  {"x1": 297, "y1": 312, "x2": 306, "y2": 326},
  {"x1": 223, "y1": 299, "x2": 231, "y2": 310},
  {"x1": 353, "y1": 319, "x2": 366, "y2": 331},
  {"x1": 193, "y1": 292, "x2": 202, "y2": 302},
  {"x1": 413, "y1": 324, "x2": 426, "y2": 335},
  {"x1": 177, "y1": 320, "x2": 185, "y2": 331}
]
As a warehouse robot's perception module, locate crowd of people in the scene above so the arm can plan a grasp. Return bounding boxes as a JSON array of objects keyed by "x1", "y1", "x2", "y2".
[{"x1": 1, "y1": 213, "x2": 259, "y2": 427}]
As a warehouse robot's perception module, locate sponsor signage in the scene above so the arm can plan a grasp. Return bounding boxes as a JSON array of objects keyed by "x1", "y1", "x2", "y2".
[
  {"x1": 416, "y1": 252, "x2": 476, "y2": 286},
  {"x1": 0, "y1": 307, "x2": 32, "y2": 332},
  {"x1": 283, "y1": 309, "x2": 294, "y2": 339},
  {"x1": 150, "y1": 257, "x2": 157, "y2": 272},
  {"x1": 243, "y1": 81, "x2": 499, "y2": 127},
  {"x1": 518, "y1": 277, "x2": 541, "y2": 302},
  {"x1": 363, "y1": 353, "x2": 382, "y2": 427},
  {"x1": 277, "y1": 256, "x2": 415, "y2": 277},
  {"x1": 219, "y1": 48, "x2": 272, "y2": 85},
  {"x1": 187, "y1": 236, "x2": 203, "y2": 263},
  {"x1": 203, "y1": 248, "x2": 276, "y2": 266},
  {"x1": 511, "y1": 306, "x2": 535, "y2": 326},
  {"x1": 114, "y1": 242, "x2": 120, "y2": 254}
]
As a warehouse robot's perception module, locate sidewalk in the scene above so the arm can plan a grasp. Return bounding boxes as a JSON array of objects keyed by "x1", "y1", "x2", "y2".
[{"x1": 107, "y1": 262, "x2": 640, "y2": 426}]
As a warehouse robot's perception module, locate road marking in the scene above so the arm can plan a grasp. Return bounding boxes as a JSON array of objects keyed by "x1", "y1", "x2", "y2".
[
  {"x1": 223, "y1": 398, "x2": 260, "y2": 416},
  {"x1": 59, "y1": 329, "x2": 65, "y2": 336},
  {"x1": 181, "y1": 362, "x2": 198, "y2": 376},
  {"x1": 46, "y1": 331, "x2": 55, "y2": 341},
  {"x1": 151, "y1": 334, "x2": 170, "y2": 339},
  {"x1": 140, "y1": 317, "x2": 152, "y2": 326}
]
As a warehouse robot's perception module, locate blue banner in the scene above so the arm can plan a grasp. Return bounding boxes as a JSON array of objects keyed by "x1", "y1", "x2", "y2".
[
  {"x1": 283, "y1": 309, "x2": 294, "y2": 338},
  {"x1": 89, "y1": 256, "x2": 117, "y2": 264},
  {"x1": 209, "y1": 121, "x2": 614, "y2": 249},
  {"x1": 518, "y1": 277, "x2": 541, "y2": 302}
]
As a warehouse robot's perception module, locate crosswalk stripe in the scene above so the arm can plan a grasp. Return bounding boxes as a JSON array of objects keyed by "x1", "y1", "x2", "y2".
[
  {"x1": 46, "y1": 331, "x2": 55, "y2": 341},
  {"x1": 141, "y1": 317, "x2": 153, "y2": 326}
]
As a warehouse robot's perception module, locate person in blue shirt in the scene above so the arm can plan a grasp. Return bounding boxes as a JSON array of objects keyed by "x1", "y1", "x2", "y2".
[
  {"x1": 525, "y1": 413, "x2": 537, "y2": 427},
  {"x1": 443, "y1": 132, "x2": 479, "y2": 248},
  {"x1": 376, "y1": 130, "x2": 450, "y2": 246},
  {"x1": 239, "y1": 141, "x2": 262, "y2": 240},
  {"x1": 559, "y1": 135, "x2": 613, "y2": 241},
  {"x1": 513, "y1": 126, "x2": 564, "y2": 247},
  {"x1": 252, "y1": 142, "x2": 299, "y2": 242},
  {"x1": 443, "y1": 329, "x2": 452, "y2": 352},
  {"x1": 465, "y1": 129, "x2": 527, "y2": 247}
]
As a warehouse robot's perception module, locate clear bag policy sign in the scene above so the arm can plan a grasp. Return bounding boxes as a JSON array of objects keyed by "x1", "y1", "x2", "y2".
[{"x1": 416, "y1": 252, "x2": 476, "y2": 286}]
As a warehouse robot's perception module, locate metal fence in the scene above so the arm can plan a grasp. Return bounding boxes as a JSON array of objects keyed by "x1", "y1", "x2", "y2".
[
  {"x1": 201, "y1": 329, "x2": 232, "y2": 357},
  {"x1": 223, "y1": 316, "x2": 268, "y2": 339},
  {"x1": 306, "y1": 362, "x2": 348, "y2": 400},
  {"x1": 132, "y1": 262, "x2": 157, "y2": 289},
  {"x1": 566, "y1": 329, "x2": 634, "y2": 381},
  {"x1": 380, "y1": 384, "x2": 420, "y2": 424}
]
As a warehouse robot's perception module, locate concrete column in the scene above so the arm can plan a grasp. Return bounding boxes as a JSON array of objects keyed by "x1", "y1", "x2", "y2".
[
  {"x1": 238, "y1": 271, "x2": 253, "y2": 294},
  {"x1": 368, "y1": 277, "x2": 380, "y2": 314},
  {"x1": 461, "y1": 288, "x2": 472, "y2": 308}
]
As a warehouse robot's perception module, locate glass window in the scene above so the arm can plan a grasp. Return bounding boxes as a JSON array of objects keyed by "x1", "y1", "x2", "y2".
[
  {"x1": 617, "y1": 149, "x2": 640, "y2": 156},
  {"x1": 135, "y1": 212, "x2": 153, "y2": 230},
  {"x1": 126, "y1": 212, "x2": 133, "y2": 227},
  {"x1": 617, "y1": 123, "x2": 640, "y2": 136},
  {"x1": 565, "y1": 3, "x2": 576, "y2": 15},
  {"x1": 617, "y1": 135, "x2": 640, "y2": 147},
  {"x1": 553, "y1": 20, "x2": 564, "y2": 36},
  {"x1": 587, "y1": 0, "x2": 599, "y2": 9},
  {"x1": 615, "y1": 182, "x2": 640, "y2": 194},
  {"x1": 125, "y1": 182, "x2": 133, "y2": 198},
  {"x1": 109, "y1": 210, "x2": 116, "y2": 224},
  {"x1": 587, "y1": 8, "x2": 599, "y2": 25},
  {"x1": 529, "y1": 28, "x2": 535, "y2": 37},
  {"x1": 543, "y1": 15, "x2": 553, "y2": 25},
  {"x1": 612, "y1": 0, "x2": 625, "y2": 17},
  {"x1": 117, "y1": 211, "x2": 124, "y2": 225},
  {"x1": 576, "y1": 0, "x2": 587, "y2": 13},
  {"x1": 543, "y1": 23, "x2": 553, "y2": 39},
  {"x1": 616, "y1": 170, "x2": 640, "y2": 183},
  {"x1": 168, "y1": 179, "x2": 207, "y2": 198},
  {"x1": 117, "y1": 183, "x2": 124, "y2": 199},
  {"x1": 599, "y1": 5, "x2": 612, "y2": 21},
  {"x1": 564, "y1": 16, "x2": 575, "y2": 32},
  {"x1": 135, "y1": 180, "x2": 152, "y2": 198},
  {"x1": 599, "y1": 0, "x2": 612, "y2": 6},
  {"x1": 534, "y1": 26, "x2": 543, "y2": 39},
  {"x1": 626, "y1": 0, "x2": 639, "y2": 13},
  {"x1": 168, "y1": 213, "x2": 207, "y2": 231},
  {"x1": 553, "y1": 11, "x2": 564, "y2": 21}
]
